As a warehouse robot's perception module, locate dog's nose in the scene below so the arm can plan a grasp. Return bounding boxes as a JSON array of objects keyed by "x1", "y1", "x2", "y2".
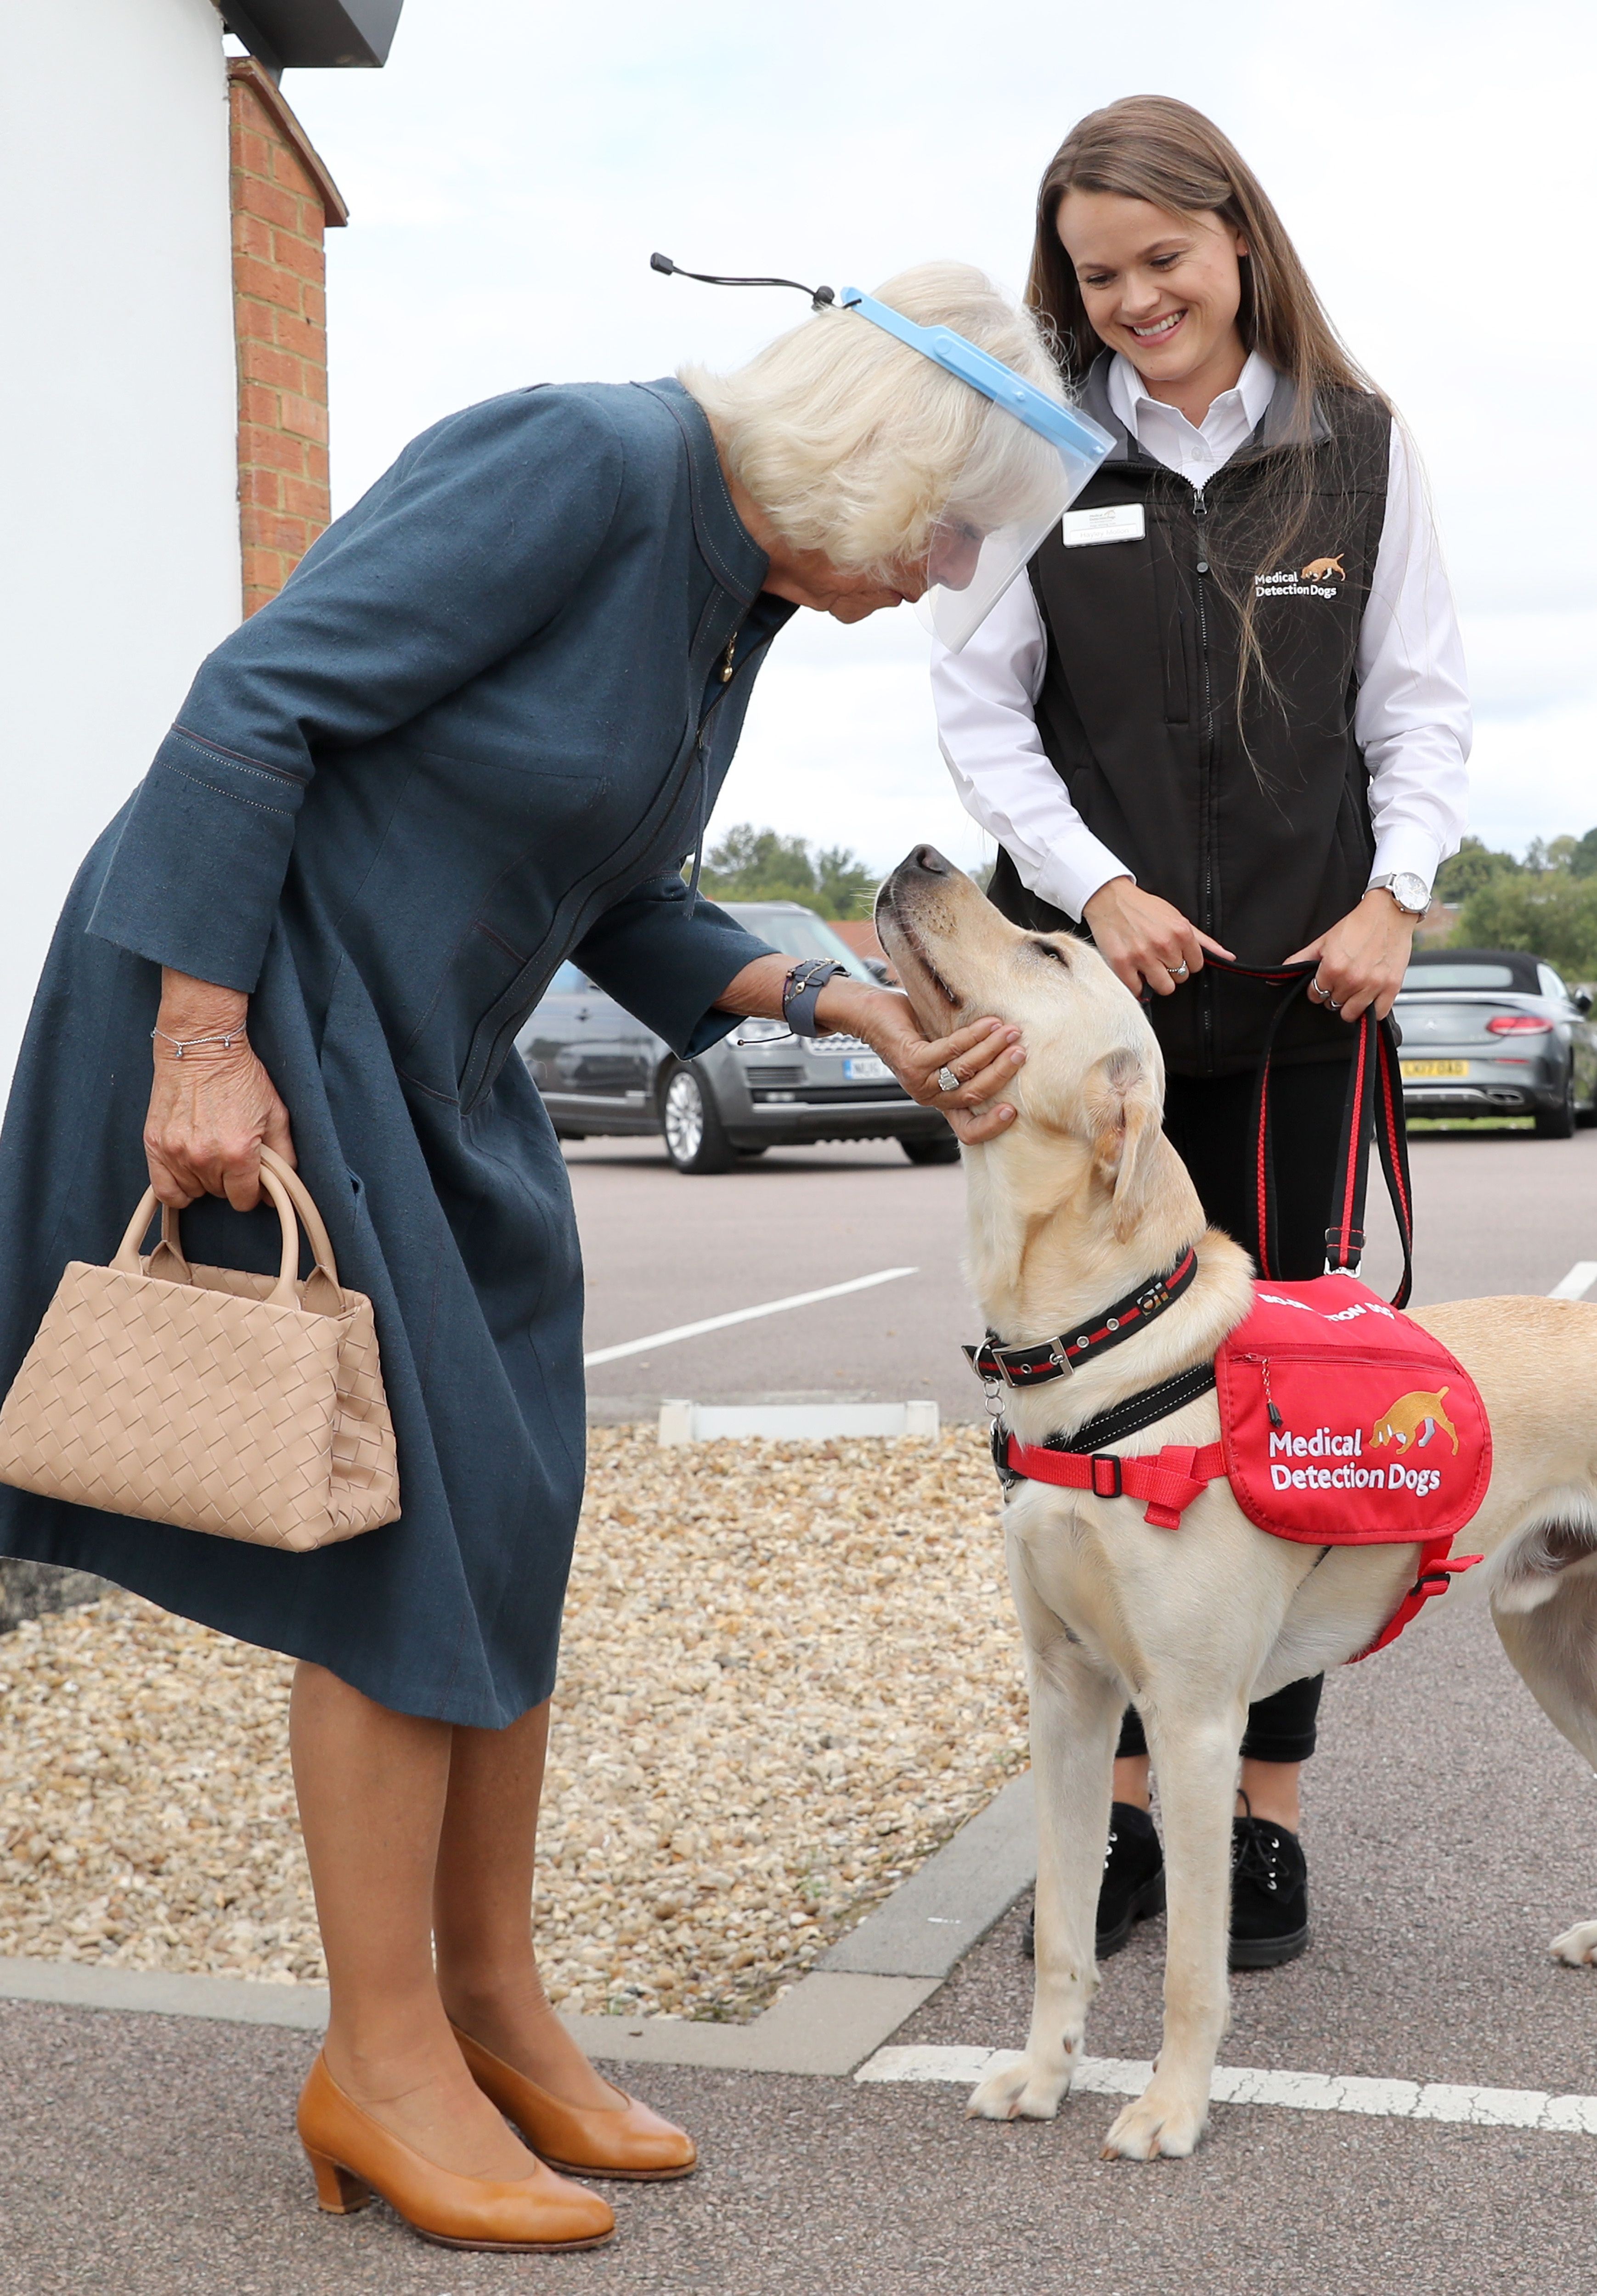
[{"x1": 911, "y1": 845, "x2": 951, "y2": 877}]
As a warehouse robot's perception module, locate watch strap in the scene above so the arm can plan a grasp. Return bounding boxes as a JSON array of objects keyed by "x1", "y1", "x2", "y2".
[{"x1": 782, "y1": 960, "x2": 847, "y2": 1036}]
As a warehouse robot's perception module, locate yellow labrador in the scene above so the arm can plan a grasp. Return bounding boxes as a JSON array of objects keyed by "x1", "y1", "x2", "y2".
[{"x1": 876, "y1": 848, "x2": 1597, "y2": 2161}]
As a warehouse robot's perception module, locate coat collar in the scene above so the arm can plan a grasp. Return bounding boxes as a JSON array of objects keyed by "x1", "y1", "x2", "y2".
[
  {"x1": 1079, "y1": 349, "x2": 1332, "y2": 467},
  {"x1": 638, "y1": 378, "x2": 773, "y2": 606}
]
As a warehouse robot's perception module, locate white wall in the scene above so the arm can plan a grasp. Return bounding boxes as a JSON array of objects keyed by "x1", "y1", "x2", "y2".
[{"x1": 0, "y1": 0, "x2": 241, "y2": 1083}]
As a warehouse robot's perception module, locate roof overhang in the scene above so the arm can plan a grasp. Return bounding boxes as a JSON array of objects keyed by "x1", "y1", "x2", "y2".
[{"x1": 220, "y1": 0, "x2": 403, "y2": 70}]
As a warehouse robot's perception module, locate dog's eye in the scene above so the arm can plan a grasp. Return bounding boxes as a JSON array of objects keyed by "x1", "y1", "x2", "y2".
[{"x1": 1029, "y1": 940, "x2": 1070, "y2": 964}]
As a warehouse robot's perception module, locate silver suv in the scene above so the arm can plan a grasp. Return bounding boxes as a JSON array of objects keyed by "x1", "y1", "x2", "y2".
[{"x1": 517, "y1": 901, "x2": 958, "y2": 1171}]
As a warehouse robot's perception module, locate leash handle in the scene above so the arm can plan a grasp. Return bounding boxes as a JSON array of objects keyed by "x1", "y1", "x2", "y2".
[{"x1": 1199, "y1": 955, "x2": 1413, "y2": 1310}]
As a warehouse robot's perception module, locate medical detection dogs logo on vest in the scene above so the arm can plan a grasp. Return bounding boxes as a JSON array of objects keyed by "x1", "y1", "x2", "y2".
[
  {"x1": 1255, "y1": 552, "x2": 1346, "y2": 601},
  {"x1": 1215, "y1": 1278, "x2": 1491, "y2": 1546}
]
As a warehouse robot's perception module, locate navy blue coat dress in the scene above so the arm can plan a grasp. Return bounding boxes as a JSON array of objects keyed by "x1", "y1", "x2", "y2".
[{"x1": 0, "y1": 378, "x2": 791, "y2": 1726}]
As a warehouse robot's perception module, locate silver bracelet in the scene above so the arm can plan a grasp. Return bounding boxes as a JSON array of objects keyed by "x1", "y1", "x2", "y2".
[{"x1": 151, "y1": 1024, "x2": 248, "y2": 1060}]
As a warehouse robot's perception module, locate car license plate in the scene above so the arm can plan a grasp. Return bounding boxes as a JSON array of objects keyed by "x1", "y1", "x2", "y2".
[
  {"x1": 843, "y1": 1055, "x2": 891, "y2": 1082},
  {"x1": 1401, "y1": 1059, "x2": 1468, "y2": 1080}
]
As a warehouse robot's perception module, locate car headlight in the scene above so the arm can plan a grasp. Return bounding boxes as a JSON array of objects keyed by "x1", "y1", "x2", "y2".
[{"x1": 734, "y1": 1018, "x2": 795, "y2": 1046}]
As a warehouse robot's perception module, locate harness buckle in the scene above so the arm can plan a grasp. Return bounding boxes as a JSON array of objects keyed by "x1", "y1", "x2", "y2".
[{"x1": 1089, "y1": 1453, "x2": 1123, "y2": 1499}]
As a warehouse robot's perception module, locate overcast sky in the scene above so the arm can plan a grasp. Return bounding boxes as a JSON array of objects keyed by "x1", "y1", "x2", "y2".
[{"x1": 282, "y1": 0, "x2": 1597, "y2": 878}]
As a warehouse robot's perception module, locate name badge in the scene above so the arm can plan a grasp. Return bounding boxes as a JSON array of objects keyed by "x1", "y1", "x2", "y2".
[{"x1": 1061, "y1": 503, "x2": 1146, "y2": 548}]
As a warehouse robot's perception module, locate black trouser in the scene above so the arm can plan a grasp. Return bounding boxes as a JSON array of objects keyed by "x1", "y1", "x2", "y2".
[{"x1": 1115, "y1": 1057, "x2": 1360, "y2": 1771}]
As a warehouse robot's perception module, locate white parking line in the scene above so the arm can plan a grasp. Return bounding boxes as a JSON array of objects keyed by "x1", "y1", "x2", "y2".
[
  {"x1": 854, "y1": 2046, "x2": 1597, "y2": 2133},
  {"x1": 1550, "y1": 1261, "x2": 1597, "y2": 1301},
  {"x1": 582, "y1": 1267, "x2": 919, "y2": 1367}
]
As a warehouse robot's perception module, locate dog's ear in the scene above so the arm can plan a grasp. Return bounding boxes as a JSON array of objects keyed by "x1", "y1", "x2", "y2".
[{"x1": 1089, "y1": 1048, "x2": 1162, "y2": 1243}]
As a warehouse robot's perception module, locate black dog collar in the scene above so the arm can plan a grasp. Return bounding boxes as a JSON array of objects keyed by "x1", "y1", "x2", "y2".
[{"x1": 963, "y1": 1246, "x2": 1200, "y2": 1390}]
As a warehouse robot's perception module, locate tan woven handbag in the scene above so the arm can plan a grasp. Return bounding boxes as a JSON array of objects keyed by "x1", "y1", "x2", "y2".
[{"x1": 0, "y1": 1147, "x2": 399, "y2": 1550}]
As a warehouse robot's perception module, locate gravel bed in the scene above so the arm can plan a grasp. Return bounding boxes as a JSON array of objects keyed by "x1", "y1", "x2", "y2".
[{"x1": 0, "y1": 1429, "x2": 1025, "y2": 2017}]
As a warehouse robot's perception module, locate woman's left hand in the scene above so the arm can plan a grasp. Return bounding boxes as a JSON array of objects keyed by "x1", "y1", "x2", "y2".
[
  {"x1": 1286, "y1": 890, "x2": 1418, "y2": 1025},
  {"x1": 820, "y1": 983, "x2": 1025, "y2": 1143}
]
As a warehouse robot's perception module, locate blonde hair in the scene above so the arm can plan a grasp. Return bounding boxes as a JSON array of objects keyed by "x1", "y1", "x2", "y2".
[{"x1": 681, "y1": 262, "x2": 1065, "y2": 577}]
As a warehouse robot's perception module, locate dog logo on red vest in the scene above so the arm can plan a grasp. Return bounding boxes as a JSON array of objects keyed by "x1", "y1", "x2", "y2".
[{"x1": 1370, "y1": 1387, "x2": 1459, "y2": 1456}]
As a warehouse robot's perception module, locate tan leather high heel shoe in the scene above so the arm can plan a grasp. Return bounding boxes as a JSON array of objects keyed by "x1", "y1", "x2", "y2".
[
  {"x1": 296, "y1": 2052, "x2": 615, "y2": 2251},
  {"x1": 451, "y1": 2023, "x2": 698, "y2": 2181}
]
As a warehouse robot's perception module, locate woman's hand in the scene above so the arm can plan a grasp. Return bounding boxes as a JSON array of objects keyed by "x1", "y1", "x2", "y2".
[
  {"x1": 1082, "y1": 876, "x2": 1233, "y2": 997},
  {"x1": 815, "y1": 982, "x2": 1025, "y2": 1143},
  {"x1": 1287, "y1": 891, "x2": 1417, "y2": 1025},
  {"x1": 144, "y1": 970, "x2": 297, "y2": 1211}
]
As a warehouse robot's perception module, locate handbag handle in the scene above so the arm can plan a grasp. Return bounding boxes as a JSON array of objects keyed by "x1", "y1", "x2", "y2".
[
  {"x1": 1194, "y1": 954, "x2": 1414, "y2": 1310},
  {"x1": 110, "y1": 1149, "x2": 344, "y2": 1311}
]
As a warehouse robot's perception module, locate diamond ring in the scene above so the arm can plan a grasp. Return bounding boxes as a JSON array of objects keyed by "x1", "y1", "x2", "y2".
[
  {"x1": 937, "y1": 1065, "x2": 961, "y2": 1094},
  {"x1": 1171, "y1": 960, "x2": 1190, "y2": 979}
]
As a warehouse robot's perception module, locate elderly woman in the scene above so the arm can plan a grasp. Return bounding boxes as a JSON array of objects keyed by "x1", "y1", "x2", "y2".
[{"x1": 0, "y1": 264, "x2": 1060, "y2": 2253}]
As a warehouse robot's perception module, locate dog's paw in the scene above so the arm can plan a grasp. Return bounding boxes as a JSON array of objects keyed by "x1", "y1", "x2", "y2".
[
  {"x1": 965, "y1": 2051, "x2": 1072, "y2": 2122},
  {"x1": 1551, "y1": 1919, "x2": 1597, "y2": 1966},
  {"x1": 1099, "y1": 2077, "x2": 1208, "y2": 2160}
]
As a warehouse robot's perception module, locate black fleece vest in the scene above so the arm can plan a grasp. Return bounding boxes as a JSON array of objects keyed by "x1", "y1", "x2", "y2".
[{"x1": 989, "y1": 357, "x2": 1391, "y2": 1077}]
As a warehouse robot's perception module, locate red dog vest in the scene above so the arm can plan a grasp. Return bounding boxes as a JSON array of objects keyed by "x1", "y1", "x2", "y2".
[{"x1": 1004, "y1": 1277, "x2": 1490, "y2": 1663}]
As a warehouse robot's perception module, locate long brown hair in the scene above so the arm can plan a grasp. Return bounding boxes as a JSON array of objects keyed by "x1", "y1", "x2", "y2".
[{"x1": 1027, "y1": 95, "x2": 1388, "y2": 727}]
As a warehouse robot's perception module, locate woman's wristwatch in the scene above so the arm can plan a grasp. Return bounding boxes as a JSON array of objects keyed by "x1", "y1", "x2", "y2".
[
  {"x1": 1368, "y1": 871, "x2": 1431, "y2": 918},
  {"x1": 781, "y1": 960, "x2": 848, "y2": 1036}
]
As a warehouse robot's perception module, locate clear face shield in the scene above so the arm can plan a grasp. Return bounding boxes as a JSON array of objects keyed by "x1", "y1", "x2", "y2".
[
  {"x1": 837, "y1": 287, "x2": 1113, "y2": 653},
  {"x1": 915, "y1": 403, "x2": 1100, "y2": 652}
]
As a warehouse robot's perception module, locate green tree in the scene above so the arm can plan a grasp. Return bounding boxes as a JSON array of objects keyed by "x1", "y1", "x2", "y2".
[
  {"x1": 1455, "y1": 871, "x2": 1597, "y2": 977},
  {"x1": 1433, "y1": 836, "x2": 1520, "y2": 905},
  {"x1": 1569, "y1": 827, "x2": 1597, "y2": 880},
  {"x1": 698, "y1": 824, "x2": 878, "y2": 919}
]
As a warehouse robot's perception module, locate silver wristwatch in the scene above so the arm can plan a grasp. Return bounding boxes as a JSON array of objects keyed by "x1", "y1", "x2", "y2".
[{"x1": 1368, "y1": 871, "x2": 1431, "y2": 918}]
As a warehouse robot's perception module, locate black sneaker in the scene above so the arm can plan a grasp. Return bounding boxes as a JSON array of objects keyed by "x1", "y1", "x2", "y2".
[
  {"x1": 1021, "y1": 1802, "x2": 1165, "y2": 1961},
  {"x1": 1229, "y1": 1812, "x2": 1309, "y2": 1968}
]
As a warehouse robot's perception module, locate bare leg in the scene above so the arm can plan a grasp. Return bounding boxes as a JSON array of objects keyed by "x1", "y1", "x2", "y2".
[
  {"x1": 1117, "y1": 1752, "x2": 1301, "y2": 1829},
  {"x1": 289, "y1": 1661, "x2": 535, "y2": 2178},
  {"x1": 1238, "y1": 1757, "x2": 1301, "y2": 1830},
  {"x1": 432, "y1": 1699, "x2": 620, "y2": 2110},
  {"x1": 1112, "y1": 1753, "x2": 1152, "y2": 1810}
]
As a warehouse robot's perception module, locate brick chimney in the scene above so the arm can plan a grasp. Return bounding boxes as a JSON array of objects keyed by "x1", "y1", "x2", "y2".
[{"x1": 226, "y1": 59, "x2": 348, "y2": 616}]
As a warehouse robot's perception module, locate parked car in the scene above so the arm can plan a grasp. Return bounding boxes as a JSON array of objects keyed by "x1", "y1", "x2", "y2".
[
  {"x1": 1394, "y1": 946, "x2": 1597, "y2": 1137},
  {"x1": 518, "y1": 901, "x2": 960, "y2": 1171}
]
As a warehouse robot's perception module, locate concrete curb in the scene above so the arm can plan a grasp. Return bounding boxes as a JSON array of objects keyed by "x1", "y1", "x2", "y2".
[{"x1": 0, "y1": 1769, "x2": 1037, "y2": 2077}]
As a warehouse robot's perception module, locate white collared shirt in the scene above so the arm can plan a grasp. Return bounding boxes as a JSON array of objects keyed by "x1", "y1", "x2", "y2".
[{"x1": 931, "y1": 351, "x2": 1470, "y2": 921}]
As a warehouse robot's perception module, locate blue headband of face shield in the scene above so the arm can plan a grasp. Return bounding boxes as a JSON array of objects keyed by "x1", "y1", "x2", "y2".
[{"x1": 838, "y1": 287, "x2": 1113, "y2": 650}]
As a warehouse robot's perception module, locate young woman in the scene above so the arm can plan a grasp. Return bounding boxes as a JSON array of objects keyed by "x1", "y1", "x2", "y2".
[{"x1": 933, "y1": 96, "x2": 1469, "y2": 1967}]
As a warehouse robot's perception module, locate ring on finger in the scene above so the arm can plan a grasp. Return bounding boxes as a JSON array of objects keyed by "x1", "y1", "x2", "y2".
[
  {"x1": 1312, "y1": 976, "x2": 1342, "y2": 1012},
  {"x1": 1171, "y1": 959, "x2": 1190, "y2": 979},
  {"x1": 936, "y1": 1064, "x2": 962, "y2": 1094}
]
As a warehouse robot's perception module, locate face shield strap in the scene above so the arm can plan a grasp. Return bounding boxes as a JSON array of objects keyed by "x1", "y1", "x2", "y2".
[{"x1": 651, "y1": 253, "x2": 838, "y2": 313}]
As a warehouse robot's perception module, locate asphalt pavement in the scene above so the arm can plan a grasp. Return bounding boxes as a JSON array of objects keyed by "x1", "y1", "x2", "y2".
[
  {"x1": 572, "y1": 1124, "x2": 1597, "y2": 1423},
  {"x1": 8, "y1": 1523, "x2": 1597, "y2": 2294},
  {"x1": 5, "y1": 1119, "x2": 1596, "y2": 2292}
]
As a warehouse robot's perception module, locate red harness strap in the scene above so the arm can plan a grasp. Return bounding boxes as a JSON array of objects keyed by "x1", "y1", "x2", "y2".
[
  {"x1": 1004, "y1": 1435, "x2": 1227, "y2": 1531},
  {"x1": 1346, "y1": 1542, "x2": 1481, "y2": 1664},
  {"x1": 1003, "y1": 1436, "x2": 1481, "y2": 1665}
]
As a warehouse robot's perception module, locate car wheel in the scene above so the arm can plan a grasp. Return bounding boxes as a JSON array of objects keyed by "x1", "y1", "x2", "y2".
[
  {"x1": 901, "y1": 1134, "x2": 961, "y2": 1166},
  {"x1": 661, "y1": 1063, "x2": 738, "y2": 1173},
  {"x1": 1535, "y1": 1069, "x2": 1578, "y2": 1139}
]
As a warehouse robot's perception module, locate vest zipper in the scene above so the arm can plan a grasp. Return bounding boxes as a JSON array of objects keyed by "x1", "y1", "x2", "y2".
[{"x1": 1191, "y1": 483, "x2": 1216, "y2": 1074}]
